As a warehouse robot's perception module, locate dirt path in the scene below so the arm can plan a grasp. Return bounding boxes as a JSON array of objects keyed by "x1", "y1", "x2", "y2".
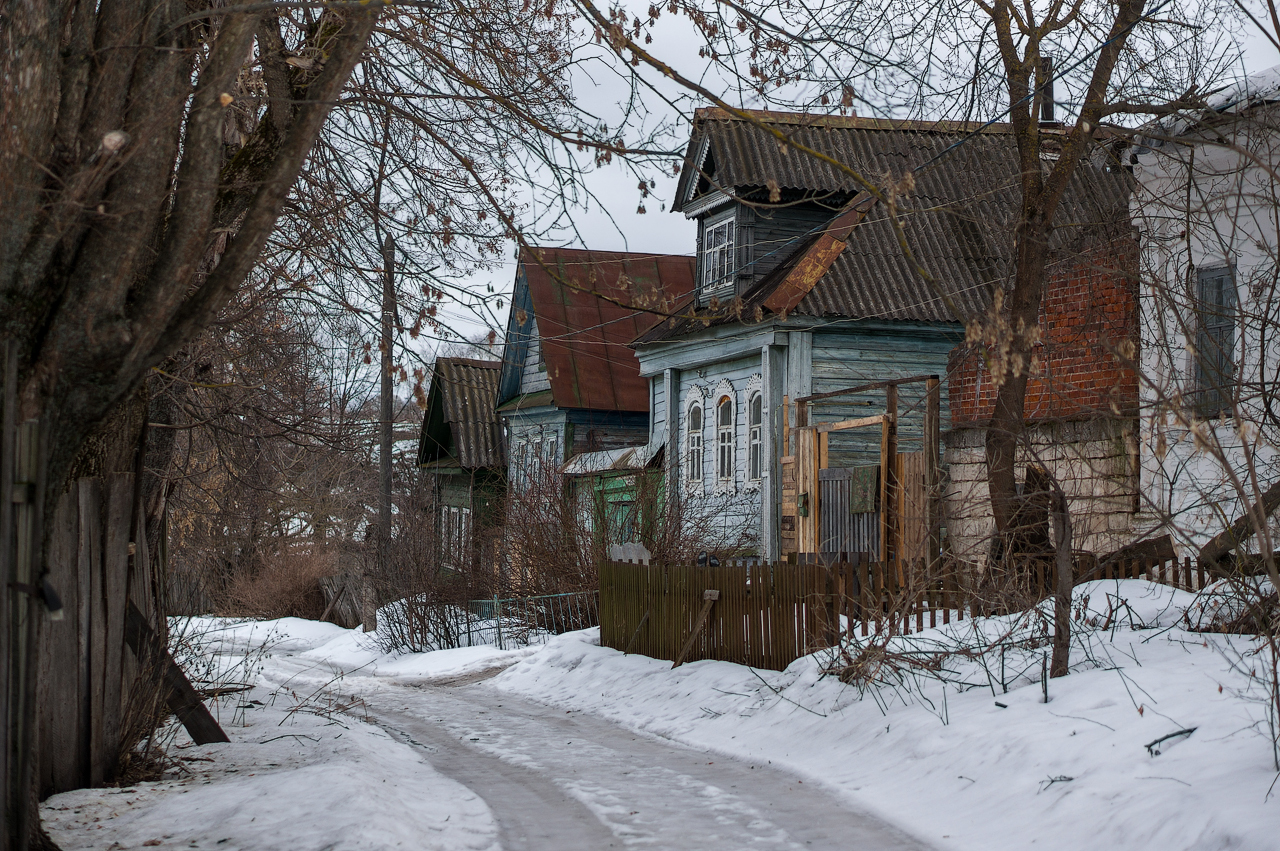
[{"x1": 363, "y1": 671, "x2": 933, "y2": 851}]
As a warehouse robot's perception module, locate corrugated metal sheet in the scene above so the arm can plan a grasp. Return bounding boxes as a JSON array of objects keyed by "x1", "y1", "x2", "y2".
[
  {"x1": 417, "y1": 357, "x2": 504, "y2": 470},
  {"x1": 642, "y1": 111, "x2": 1132, "y2": 342},
  {"x1": 561, "y1": 440, "x2": 663, "y2": 476},
  {"x1": 521, "y1": 247, "x2": 695, "y2": 412}
]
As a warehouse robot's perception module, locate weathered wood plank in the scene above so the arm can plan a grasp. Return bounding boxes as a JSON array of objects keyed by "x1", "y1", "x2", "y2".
[{"x1": 39, "y1": 490, "x2": 82, "y2": 796}]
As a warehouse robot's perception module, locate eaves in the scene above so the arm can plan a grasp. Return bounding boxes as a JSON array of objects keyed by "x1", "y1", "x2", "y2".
[{"x1": 634, "y1": 325, "x2": 790, "y2": 377}]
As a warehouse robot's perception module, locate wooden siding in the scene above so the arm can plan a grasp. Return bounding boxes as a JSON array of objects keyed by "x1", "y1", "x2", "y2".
[
  {"x1": 650, "y1": 375, "x2": 666, "y2": 438},
  {"x1": 518, "y1": 315, "x2": 552, "y2": 395},
  {"x1": 564, "y1": 409, "x2": 649, "y2": 456},
  {"x1": 743, "y1": 203, "x2": 839, "y2": 289},
  {"x1": 809, "y1": 329, "x2": 955, "y2": 469}
]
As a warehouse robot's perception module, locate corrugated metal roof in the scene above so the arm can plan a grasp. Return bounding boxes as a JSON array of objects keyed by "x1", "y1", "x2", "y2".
[
  {"x1": 641, "y1": 111, "x2": 1132, "y2": 342},
  {"x1": 561, "y1": 441, "x2": 664, "y2": 476},
  {"x1": 519, "y1": 247, "x2": 695, "y2": 412},
  {"x1": 417, "y1": 357, "x2": 503, "y2": 470}
]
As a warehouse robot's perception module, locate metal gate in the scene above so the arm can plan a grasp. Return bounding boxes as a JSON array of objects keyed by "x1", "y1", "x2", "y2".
[{"x1": 818, "y1": 466, "x2": 880, "y2": 557}]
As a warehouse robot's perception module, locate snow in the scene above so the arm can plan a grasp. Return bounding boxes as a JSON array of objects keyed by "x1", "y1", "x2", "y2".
[
  {"x1": 495, "y1": 579, "x2": 1279, "y2": 851},
  {"x1": 41, "y1": 617, "x2": 525, "y2": 851},
  {"x1": 41, "y1": 580, "x2": 1279, "y2": 850}
]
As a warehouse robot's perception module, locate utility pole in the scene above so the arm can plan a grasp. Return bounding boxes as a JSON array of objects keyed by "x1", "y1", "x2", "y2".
[{"x1": 367, "y1": 233, "x2": 396, "y2": 632}]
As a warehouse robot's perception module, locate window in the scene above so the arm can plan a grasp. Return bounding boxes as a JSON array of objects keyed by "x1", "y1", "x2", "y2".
[
  {"x1": 686, "y1": 402, "x2": 703, "y2": 482},
  {"x1": 716, "y1": 395, "x2": 734, "y2": 482},
  {"x1": 701, "y1": 217, "x2": 735, "y2": 295},
  {"x1": 440, "y1": 505, "x2": 473, "y2": 566},
  {"x1": 1195, "y1": 265, "x2": 1237, "y2": 415},
  {"x1": 748, "y1": 392, "x2": 763, "y2": 482}
]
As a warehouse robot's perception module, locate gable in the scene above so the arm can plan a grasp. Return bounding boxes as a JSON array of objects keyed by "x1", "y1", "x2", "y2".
[
  {"x1": 417, "y1": 358, "x2": 503, "y2": 470},
  {"x1": 512, "y1": 247, "x2": 695, "y2": 412},
  {"x1": 497, "y1": 270, "x2": 536, "y2": 407}
]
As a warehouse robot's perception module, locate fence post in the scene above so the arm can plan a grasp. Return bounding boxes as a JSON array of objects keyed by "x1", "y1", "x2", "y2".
[{"x1": 494, "y1": 594, "x2": 502, "y2": 650}]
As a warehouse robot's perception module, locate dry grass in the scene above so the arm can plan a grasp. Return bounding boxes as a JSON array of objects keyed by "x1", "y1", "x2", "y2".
[{"x1": 222, "y1": 548, "x2": 336, "y2": 619}]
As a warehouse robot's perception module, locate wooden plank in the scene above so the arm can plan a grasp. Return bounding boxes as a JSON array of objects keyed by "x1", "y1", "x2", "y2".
[
  {"x1": 674, "y1": 591, "x2": 719, "y2": 669},
  {"x1": 0, "y1": 341, "x2": 15, "y2": 846},
  {"x1": 795, "y1": 374, "x2": 937, "y2": 404},
  {"x1": 39, "y1": 489, "x2": 81, "y2": 796},
  {"x1": 83, "y1": 477, "x2": 108, "y2": 787},
  {"x1": 123, "y1": 602, "x2": 228, "y2": 745},
  {"x1": 815, "y1": 414, "x2": 886, "y2": 433},
  {"x1": 98, "y1": 473, "x2": 133, "y2": 782}
]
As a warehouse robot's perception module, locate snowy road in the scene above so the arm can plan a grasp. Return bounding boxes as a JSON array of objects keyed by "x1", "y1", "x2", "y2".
[{"x1": 364, "y1": 668, "x2": 931, "y2": 851}]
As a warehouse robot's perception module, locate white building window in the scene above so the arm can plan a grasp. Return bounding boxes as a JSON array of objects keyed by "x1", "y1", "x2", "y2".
[
  {"x1": 748, "y1": 392, "x2": 763, "y2": 482},
  {"x1": 716, "y1": 395, "x2": 734, "y2": 483},
  {"x1": 686, "y1": 402, "x2": 703, "y2": 482},
  {"x1": 1194, "y1": 264, "x2": 1236, "y2": 415},
  {"x1": 701, "y1": 216, "x2": 735, "y2": 296}
]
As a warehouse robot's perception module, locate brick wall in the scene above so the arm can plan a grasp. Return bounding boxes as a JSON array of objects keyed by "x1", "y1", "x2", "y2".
[
  {"x1": 944, "y1": 233, "x2": 1141, "y2": 564},
  {"x1": 949, "y1": 234, "x2": 1139, "y2": 425}
]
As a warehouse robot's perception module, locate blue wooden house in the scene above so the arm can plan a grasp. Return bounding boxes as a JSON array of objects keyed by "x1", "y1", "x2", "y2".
[
  {"x1": 632, "y1": 109, "x2": 1122, "y2": 559},
  {"x1": 496, "y1": 246, "x2": 695, "y2": 494}
]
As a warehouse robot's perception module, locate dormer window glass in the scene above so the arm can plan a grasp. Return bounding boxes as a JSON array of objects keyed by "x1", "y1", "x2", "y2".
[{"x1": 701, "y1": 215, "x2": 736, "y2": 297}]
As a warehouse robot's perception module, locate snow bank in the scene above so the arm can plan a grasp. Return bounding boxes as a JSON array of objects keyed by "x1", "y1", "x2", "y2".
[
  {"x1": 42, "y1": 617, "x2": 508, "y2": 851},
  {"x1": 495, "y1": 579, "x2": 1279, "y2": 851}
]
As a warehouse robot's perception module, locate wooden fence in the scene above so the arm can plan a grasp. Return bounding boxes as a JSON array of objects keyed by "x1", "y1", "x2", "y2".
[
  {"x1": 600, "y1": 553, "x2": 1214, "y2": 671},
  {"x1": 5, "y1": 339, "x2": 216, "y2": 851},
  {"x1": 599, "y1": 559, "x2": 833, "y2": 671}
]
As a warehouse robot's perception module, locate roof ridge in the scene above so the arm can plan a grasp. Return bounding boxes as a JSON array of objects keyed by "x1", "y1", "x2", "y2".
[
  {"x1": 692, "y1": 108, "x2": 1020, "y2": 135},
  {"x1": 437, "y1": 356, "x2": 500, "y2": 369}
]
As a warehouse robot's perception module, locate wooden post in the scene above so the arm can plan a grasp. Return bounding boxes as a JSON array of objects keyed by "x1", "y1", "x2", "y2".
[
  {"x1": 924, "y1": 376, "x2": 941, "y2": 576},
  {"x1": 781, "y1": 395, "x2": 791, "y2": 459},
  {"x1": 673, "y1": 590, "x2": 720, "y2": 669},
  {"x1": 880, "y1": 384, "x2": 898, "y2": 567}
]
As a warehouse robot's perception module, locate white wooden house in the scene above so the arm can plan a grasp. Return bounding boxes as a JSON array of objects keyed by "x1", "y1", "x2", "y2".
[{"x1": 1132, "y1": 66, "x2": 1280, "y2": 556}]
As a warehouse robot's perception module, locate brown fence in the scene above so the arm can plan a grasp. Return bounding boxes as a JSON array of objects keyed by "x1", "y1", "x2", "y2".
[
  {"x1": 599, "y1": 559, "x2": 833, "y2": 671},
  {"x1": 600, "y1": 553, "x2": 1212, "y2": 671}
]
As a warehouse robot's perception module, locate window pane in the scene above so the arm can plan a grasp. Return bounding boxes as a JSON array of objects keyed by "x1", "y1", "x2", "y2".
[
  {"x1": 750, "y1": 394, "x2": 762, "y2": 426},
  {"x1": 1195, "y1": 266, "x2": 1236, "y2": 414}
]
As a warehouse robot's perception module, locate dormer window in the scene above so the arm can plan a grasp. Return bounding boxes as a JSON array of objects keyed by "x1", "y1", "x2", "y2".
[{"x1": 701, "y1": 214, "x2": 735, "y2": 297}]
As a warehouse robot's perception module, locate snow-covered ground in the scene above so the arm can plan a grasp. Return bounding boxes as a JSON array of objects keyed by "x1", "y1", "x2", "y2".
[
  {"x1": 41, "y1": 619, "x2": 528, "y2": 851},
  {"x1": 496, "y1": 579, "x2": 1280, "y2": 851},
  {"x1": 40, "y1": 580, "x2": 1280, "y2": 850}
]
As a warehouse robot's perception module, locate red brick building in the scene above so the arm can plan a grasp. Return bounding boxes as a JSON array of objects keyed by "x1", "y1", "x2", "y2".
[{"x1": 944, "y1": 229, "x2": 1143, "y2": 563}]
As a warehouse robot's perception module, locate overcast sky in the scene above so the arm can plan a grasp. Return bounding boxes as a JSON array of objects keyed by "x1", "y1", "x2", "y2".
[{"x1": 424, "y1": 2, "x2": 1280, "y2": 356}]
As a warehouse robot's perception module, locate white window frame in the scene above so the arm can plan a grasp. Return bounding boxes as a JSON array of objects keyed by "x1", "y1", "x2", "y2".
[
  {"x1": 716, "y1": 394, "x2": 735, "y2": 488},
  {"x1": 701, "y1": 214, "x2": 736, "y2": 297},
  {"x1": 686, "y1": 399, "x2": 704, "y2": 485},
  {"x1": 747, "y1": 391, "x2": 763, "y2": 484}
]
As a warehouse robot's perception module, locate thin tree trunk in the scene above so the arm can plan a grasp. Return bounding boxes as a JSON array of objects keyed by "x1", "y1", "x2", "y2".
[
  {"x1": 369, "y1": 234, "x2": 396, "y2": 632},
  {"x1": 985, "y1": 215, "x2": 1052, "y2": 544}
]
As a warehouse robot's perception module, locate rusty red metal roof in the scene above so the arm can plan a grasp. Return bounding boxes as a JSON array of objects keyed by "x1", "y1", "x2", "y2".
[{"x1": 518, "y1": 247, "x2": 695, "y2": 412}]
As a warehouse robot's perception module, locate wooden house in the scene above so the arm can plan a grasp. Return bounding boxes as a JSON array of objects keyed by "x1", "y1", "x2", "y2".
[
  {"x1": 633, "y1": 109, "x2": 1134, "y2": 562},
  {"x1": 416, "y1": 357, "x2": 505, "y2": 570},
  {"x1": 496, "y1": 246, "x2": 694, "y2": 502}
]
